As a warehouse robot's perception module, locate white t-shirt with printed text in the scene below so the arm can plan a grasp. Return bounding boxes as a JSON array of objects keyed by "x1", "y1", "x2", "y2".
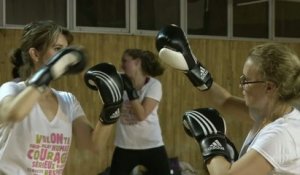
[{"x1": 0, "y1": 81, "x2": 85, "y2": 175}]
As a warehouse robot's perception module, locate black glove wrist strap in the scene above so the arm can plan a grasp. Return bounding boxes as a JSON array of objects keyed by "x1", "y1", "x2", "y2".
[
  {"x1": 185, "y1": 63, "x2": 213, "y2": 91},
  {"x1": 199, "y1": 134, "x2": 231, "y2": 164},
  {"x1": 127, "y1": 90, "x2": 139, "y2": 101},
  {"x1": 99, "y1": 103, "x2": 121, "y2": 125}
]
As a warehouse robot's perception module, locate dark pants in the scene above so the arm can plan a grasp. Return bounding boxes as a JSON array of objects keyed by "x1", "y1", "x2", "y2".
[{"x1": 110, "y1": 146, "x2": 171, "y2": 175}]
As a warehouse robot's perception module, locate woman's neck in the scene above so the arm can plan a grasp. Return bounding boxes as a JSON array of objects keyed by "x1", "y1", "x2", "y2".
[
  {"x1": 39, "y1": 88, "x2": 54, "y2": 101},
  {"x1": 269, "y1": 103, "x2": 293, "y2": 121},
  {"x1": 132, "y1": 74, "x2": 148, "y2": 90},
  {"x1": 250, "y1": 101, "x2": 293, "y2": 129},
  {"x1": 263, "y1": 102, "x2": 292, "y2": 126}
]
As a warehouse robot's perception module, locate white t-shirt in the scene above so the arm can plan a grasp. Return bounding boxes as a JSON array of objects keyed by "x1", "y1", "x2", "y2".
[
  {"x1": 114, "y1": 77, "x2": 164, "y2": 149},
  {"x1": 248, "y1": 108, "x2": 300, "y2": 174},
  {"x1": 0, "y1": 81, "x2": 85, "y2": 175}
]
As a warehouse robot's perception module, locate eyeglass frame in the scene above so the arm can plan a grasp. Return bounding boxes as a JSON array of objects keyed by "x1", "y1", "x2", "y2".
[{"x1": 239, "y1": 75, "x2": 266, "y2": 86}]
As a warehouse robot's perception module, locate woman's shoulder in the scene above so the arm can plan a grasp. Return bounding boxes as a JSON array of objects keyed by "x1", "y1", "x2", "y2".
[
  {"x1": 259, "y1": 112, "x2": 300, "y2": 141},
  {"x1": 1, "y1": 81, "x2": 25, "y2": 88},
  {"x1": 145, "y1": 77, "x2": 162, "y2": 90},
  {"x1": 53, "y1": 89, "x2": 78, "y2": 103},
  {"x1": 0, "y1": 81, "x2": 26, "y2": 99},
  {"x1": 148, "y1": 77, "x2": 161, "y2": 85}
]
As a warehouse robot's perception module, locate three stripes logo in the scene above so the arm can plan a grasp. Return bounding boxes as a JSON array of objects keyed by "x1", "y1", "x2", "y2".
[
  {"x1": 110, "y1": 108, "x2": 120, "y2": 119},
  {"x1": 91, "y1": 70, "x2": 122, "y2": 103},
  {"x1": 184, "y1": 110, "x2": 226, "y2": 136},
  {"x1": 207, "y1": 140, "x2": 225, "y2": 151}
]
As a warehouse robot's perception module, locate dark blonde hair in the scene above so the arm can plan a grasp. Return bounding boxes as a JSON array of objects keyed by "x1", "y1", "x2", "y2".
[
  {"x1": 248, "y1": 43, "x2": 300, "y2": 102},
  {"x1": 10, "y1": 20, "x2": 73, "y2": 80},
  {"x1": 123, "y1": 49, "x2": 165, "y2": 77}
]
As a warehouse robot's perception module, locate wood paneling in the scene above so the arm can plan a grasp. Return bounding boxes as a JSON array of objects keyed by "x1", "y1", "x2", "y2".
[{"x1": 1, "y1": 28, "x2": 300, "y2": 175}]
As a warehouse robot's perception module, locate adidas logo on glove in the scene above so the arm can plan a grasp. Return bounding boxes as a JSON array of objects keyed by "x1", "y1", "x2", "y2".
[
  {"x1": 207, "y1": 140, "x2": 225, "y2": 151},
  {"x1": 110, "y1": 108, "x2": 120, "y2": 119},
  {"x1": 199, "y1": 66, "x2": 209, "y2": 80}
]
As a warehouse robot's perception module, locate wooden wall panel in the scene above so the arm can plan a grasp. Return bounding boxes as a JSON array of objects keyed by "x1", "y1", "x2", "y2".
[{"x1": 1, "y1": 28, "x2": 300, "y2": 175}]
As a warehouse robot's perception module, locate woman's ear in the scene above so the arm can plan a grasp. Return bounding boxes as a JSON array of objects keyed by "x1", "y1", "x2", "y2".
[
  {"x1": 135, "y1": 58, "x2": 142, "y2": 67},
  {"x1": 28, "y1": 48, "x2": 40, "y2": 62},
  {"x1": 265, "y1": 81, "x2": 277, "y2": 93}
]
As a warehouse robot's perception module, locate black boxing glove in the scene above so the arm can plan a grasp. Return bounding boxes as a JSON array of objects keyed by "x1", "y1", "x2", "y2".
[
  {"x1": 28, "y1": 46, "x2": 86, "y2": 92},
  {"x1": 121, "y1": 74, "x2": 139, "y2": 101},
  {"x1": 183, "y1": 108, "x2": 238, "y2": 163},
  {"x1": 156, "y1": 24, "x2": 213, "y2": 91},
  {"x1": 84, "y1": 63, "x2": 124, "y2": 124}
]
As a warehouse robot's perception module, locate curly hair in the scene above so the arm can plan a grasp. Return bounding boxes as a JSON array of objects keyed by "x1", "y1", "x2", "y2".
[
  {"x1": 248, "y1": 43, "x2": 300, "y2": 103},
  {"x1": 123, "y1": 49, "x2": 165, "y2": 77}
]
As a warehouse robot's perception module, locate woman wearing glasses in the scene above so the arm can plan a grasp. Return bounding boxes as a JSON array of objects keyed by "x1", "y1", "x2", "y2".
[
  {"x1": 157, "y1": 29, "x2": 300, "y2": 175},
  {"x1": 192, "y1": 43, "x2": 300, "y2": 175}
]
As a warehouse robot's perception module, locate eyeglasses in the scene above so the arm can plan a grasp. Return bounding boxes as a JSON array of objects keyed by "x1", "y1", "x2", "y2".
[{"x1": 240, "y1": 75, "x2": 266, "y2": 86}]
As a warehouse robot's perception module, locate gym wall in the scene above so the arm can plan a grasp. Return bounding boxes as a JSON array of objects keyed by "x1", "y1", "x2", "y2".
[{"x1": 1, "y1": 28, "x2": 300, "y2": 175}]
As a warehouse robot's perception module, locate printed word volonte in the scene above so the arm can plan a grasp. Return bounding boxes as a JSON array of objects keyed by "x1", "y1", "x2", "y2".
[{"x1": 36, "y1": 133, "x2": 70, "y2": 144}]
